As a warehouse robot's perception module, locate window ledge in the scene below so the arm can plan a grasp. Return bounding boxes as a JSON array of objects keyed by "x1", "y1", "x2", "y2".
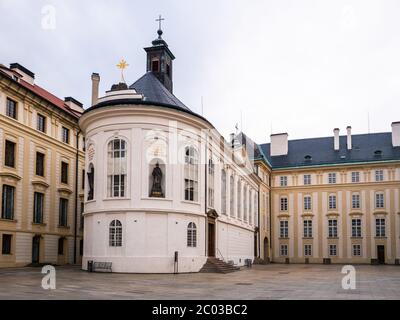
[
  {"x1": 103, "y1": 197, "x2": 131, "y2": 201},
  {"x1": 141, "y1": 197, "x2": 172, "y2": 202},
  {"x1": 374, "y1": 236, "x2": 387, "y2": 239},
  {"x1": 57, "y1": 225, "x2": 70, "y2": 229},
  {"x1": 302, "y1": 237, "x2": 314, "y2": 240},
  {"x1": 181, "y1": 200, "x2": 201, "y2": 205},
  {"x1": 327, "y1": 237, "x2": 339, "y2": 240},
  {"x1": 32, "y1": 222, "x2": 47, "y2": 226},
  {"x1": 0, "y1": 218, "x2": 17, "y2": 223},
  {"x1": 350, "y1": 237, "x2": 363, "y2": 239},
  {"x1": 278, "y1": 237, "x2": 290, "y2": 240}
]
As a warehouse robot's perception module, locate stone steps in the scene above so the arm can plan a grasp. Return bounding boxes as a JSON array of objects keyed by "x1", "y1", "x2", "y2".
[{"x1": 200, "y1": 257, "x2": 240, "y2": 274}]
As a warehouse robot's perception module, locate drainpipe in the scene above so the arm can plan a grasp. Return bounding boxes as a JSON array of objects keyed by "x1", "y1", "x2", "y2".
[
  {"x1": 204, "y1": 132, "x2": 208, "y2": 257},
  {"x1": 269, "y1": 175, "x2": 272, "y2": 255},
  {"x1": 257, "y1": 190, "x2": 260, "y2": 259},
  {"x1": 73, "y1": 129, "x2": 81, "y2": 264}
]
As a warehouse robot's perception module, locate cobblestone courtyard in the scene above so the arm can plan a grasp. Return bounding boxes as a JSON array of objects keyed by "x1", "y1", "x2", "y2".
[{"x1": 1, "y1": 264, "x2": 399, "y2": 300}]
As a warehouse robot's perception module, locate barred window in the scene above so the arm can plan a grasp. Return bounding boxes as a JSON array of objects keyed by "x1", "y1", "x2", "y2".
[
  {"x1": 107, "y1": 138, "x2": 127, "y2": 198},
  {"x1": 187, "y1": 222, "x2": 197, "y2": 248},
  {"x1": 109, "y1": 220, "x2": 122, "y2": 247}
]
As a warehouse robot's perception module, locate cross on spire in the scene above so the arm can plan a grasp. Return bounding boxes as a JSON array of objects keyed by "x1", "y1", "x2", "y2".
[{"x1": 156, "y1": 14, "x2": 165, "y2": 31}]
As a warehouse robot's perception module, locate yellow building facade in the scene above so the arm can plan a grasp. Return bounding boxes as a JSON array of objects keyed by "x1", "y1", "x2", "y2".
[{"x1": 0, "y1": 63, "x2": 85, "y2": 267}]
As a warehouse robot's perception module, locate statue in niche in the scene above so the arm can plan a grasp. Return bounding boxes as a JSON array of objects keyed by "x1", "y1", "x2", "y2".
[
  {"x1": 150, "y1": 162, "x2": 164, "y2": 198},
  {"x1": 87, "y1": 166, "x2": 94, "y2": 200}
]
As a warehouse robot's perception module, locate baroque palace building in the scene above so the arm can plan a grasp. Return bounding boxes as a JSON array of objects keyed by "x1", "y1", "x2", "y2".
[
  {"x1": 0, "y1": 63, "x2": 85, "y2": 267},
  {"x1": 1, "y1": 27, "x2": 399, "y2": 271}
]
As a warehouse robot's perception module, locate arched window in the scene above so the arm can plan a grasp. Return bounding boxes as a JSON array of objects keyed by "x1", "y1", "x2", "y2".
[
  {"x1": 187, "y1": 222, "x2": 197, "y2": 247},
  {"x1": 221, "y1": 169, "x2": 227, "y2": 214},
  {"x1": 109, "y1": 220, "x2": 122, "y2": 247},
  {"x1": 107, "y1": 138, "x2": 127, "y2": 198},
  {"x1": 237, "y1": 180, "x2": 242, "y2": 219},
  {"x1": 184, "y1": 146, "x2": 198, "y2": 202},
  {"x1": 208, "y1": 158, "x2": 215, "y2": 208},
  {"x1": 230, "y1": 175, "x2": 234, "y2": 217}
]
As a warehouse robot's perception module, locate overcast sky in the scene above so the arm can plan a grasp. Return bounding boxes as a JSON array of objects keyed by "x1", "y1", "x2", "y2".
[{"x1": 1, "y1": 0, "x2": 399, "y2": 143}]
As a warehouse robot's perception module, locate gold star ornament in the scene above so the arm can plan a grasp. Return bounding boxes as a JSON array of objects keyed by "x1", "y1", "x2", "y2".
[{"x1": 117, "y1": 59, "x2": 129, "y2": 83}]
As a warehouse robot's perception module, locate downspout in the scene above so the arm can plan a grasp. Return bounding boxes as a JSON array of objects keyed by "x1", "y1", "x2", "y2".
[
  {"x1": 257, "y1": 190, "x2": 260, "y2": 259},
  {"x1": 73, "y1": 129, "x2": 81, "y2": 264}
]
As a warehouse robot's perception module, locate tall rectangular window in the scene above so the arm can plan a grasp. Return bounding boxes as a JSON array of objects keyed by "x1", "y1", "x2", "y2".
[
  {"x1": 304, "y1": 196, "x2": 312, "y2": 211},
  {"x1": 58, "y1": 238, "x2": 64, "y2": 255},
  {"x1": 280, "y1": 220, "x2": 289, "y2": 238},
  {"x1": 375, "y1": 193, "x2": 384, "y2": 209},
  {"x1": 37, "y1": 114, "x2": 46, "y2": 133},
  {"x1": 280, "y1": 176, "x2": 288, "y2": 187},
  {"x1": 328, "y1": 173, "x2": 336, "y2": 184},
  {"x1": 62, "y1": 127, "x2": 70, "y2": 144},
  {"x1": 376, "y1": 218, "x2": 386, "y2": 237},
  {"x1": 61, "y1": 162, "x2": 69, "y2": 184},
  {"x1": 33, "y1": 192, "x2": 44, "y2": 224},
  {"x1": 352, "y1": 219, "x2": 362, "y2": 237},
  {"x1": 6, "y1": 98, "x2": 17, "y2": 119},
  {"x1": 36, "y1": 152, "x2": 45, "y2": 177},
  {"x1": 81, "y1": 170, "x2": 85, "y2": 190},
  {"x1": 280, "y1": 197, "x2": 288, "y2": 211},
  {"x1": 303, "y1": 220, "x2": 313, "y2": 238},
  {"x1": 375, "y1": 170, "x2": 384, "y2": 182},
  {"x1": 208, "y1": 159, "x2": 215, "y2": 208},
  {"x1": 352, "y1": 194, "x2": 360, "y2": 209},
  {"x1": 351, "y1": 172, "x2": 360, "y2": 183},
  {"x1": 303, "y1": 174, "x2": 311, "y2": 185},
  {"x1": 4, "y1": 140, "x2": 16, "y2": 168},
  {"x1": 328, "y1": 219, "x2": 338, "y2": 238},
  {"x1": 329, "y1": 244, "x2": 337, "y2": 256},
  {"x1": 1, "y1": 185, "x2": 15, "y2": 220},
  {"x1": 328, "y1": 195, "x2": 337, "y2": 210},
  {"x1": 352, "y1": 244, "x2": 361, "y2": 256},
  {"x1": 59, "y1": 198, "x2": 68, "y2": 227},
  {"x1": 221, "y1": 169, "x2": 227, "y2": 215},
  {"x1": 2, "y1": 234, "x2": 12, "y2": 255}
]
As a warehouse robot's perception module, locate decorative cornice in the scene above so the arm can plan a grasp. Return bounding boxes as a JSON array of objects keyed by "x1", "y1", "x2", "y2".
[
  {"x1": 31, "y1": 180, "x2": 49, "y2": 188},
  {"x1": 0, "y1": 172, "x2": 22, "y2": 181}
]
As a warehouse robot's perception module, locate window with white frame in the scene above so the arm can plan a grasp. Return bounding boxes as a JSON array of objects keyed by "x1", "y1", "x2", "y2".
[
  {"x1": 221, "y1": 169, "x2": 226, "y2": 215},
  {"x1": 184, "y1": 146, "x2": 199, "y2": 202},
  {"x1": 304, "y1": 244, "x2": 312, "y2": 256},
  {"x1": 208, "y1": 158, "x2": 215, "y2": 208},
  {"x1": 375, "y1": 192, "x2": 384, "y2": 209},
  {"x1": 303, "y1": 174, "x2": 311, "y2": 185},
  {"x1": 352, "y1": 244, "x2": 361, "y2": 256},
  {"x1": 280, "y1": 197, "x2": 288, "y2": 211},
  {"x1": 280, "y1": 176, "x2": 288, "y2": 187},
  {"x1": 328, "y1": 194, "x2": 337, "y2": 210},
  {"x1": 304, "y1": 196, "x2": 312, "y2": 211},
  {"x1": 351, "y1": 219, "x2": 362, "y2": 237},
  {"x1": 351, "y1": 172, "x2": 360, "y2": 183},
  {"x1": 187, "y1": 222, "x2": 197, "y2": 247},
  {"x1": 280, "y1": 220, "x2": 289, "y2": 238},
  {"x1": 328, "y1": 173, "x2": 337, "y2": 184},
  {"x1": 280, "y1": 244, "x2": 288, "y2": 256},
  {"x1": 328, "y1": 219, "x2": 338, "y2": 238},
  {"x1": 375, "y1": 170, "x2": 384, "y2": 182},
  {"x1": 375, "y1": 218, "x2": 386, "y2": 237},
  {"x1": 352, "y1": 193, "x2": 360, "y2": 209},
  {"x1": 230, "y1": 175, "x2": 234, "y2": 217},
  {"x1": 107, "y1": 138, "x2": 127, "y2": 198},
  {"x1": 109, "y1": 220, "x2": 122, "y2": 247},
  {"x1": 329, "y1": 244, "x2": 337, "y2": 256},
  {"x1": 303, "y1": 220, "x2": 313, "y2": 238}
]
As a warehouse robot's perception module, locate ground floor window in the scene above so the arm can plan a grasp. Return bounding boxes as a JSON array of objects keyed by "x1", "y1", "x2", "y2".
[
  {"x1": 187, "y1": 222, "x2": 197, "y2": 247},
  {"x1": 280, "y1": 244, "x2": 288, "y2": 256},
  {"x1": 304, "y1": 244, "x2": 312, "y2": 256},
  {"x1": 329, "y1": 244, "x2": 337, "y2": 256},
  {"x1": 58, "y1": 238, "x2": 64, "y2": 255},
  {"x1": 109, "y1": 220, "x2": 122, "y2": 247},
  {"x1": 352, "y1": 244, "x2": 361, "y2": 256},
  {"x1": 2, "y1": 234, "x2": 12, "y2": 255}
]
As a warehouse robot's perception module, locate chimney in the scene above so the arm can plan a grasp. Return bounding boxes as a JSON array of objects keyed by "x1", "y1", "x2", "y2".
[
  {"x1": 392, "y1": 121, "x2": 400, "y2": 147},
  {"x1": 346, "y1": 126, "x2": 352, "y2": 150},
  {"x1": 270, "y1": 133, "x2": 288, "y2": 156},
  {"x1": 91, "y1": 73, "x2": 100, "y2": 106},
  {"x1": 64, "y1": 97, "x2": 84, "y2": 114},
  {"x1": 334, "y1": 128, "x2": 340, "y2": 151},
  {"x1": 10, "y1": 63, "x2": 35, "y2": 85}
]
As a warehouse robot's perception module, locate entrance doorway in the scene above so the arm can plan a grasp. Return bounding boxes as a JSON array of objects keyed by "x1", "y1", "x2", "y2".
[
  {"x1": 208, "y1": 222, "x2": 215, "y2": 257},
  {"x1": 264, "y1": 237, "x2": 269, "y2": 262},
  {"x1": 32, "y1": 236, "x2": 40, "y2": 263},
  {"x1": 377, "y1": 245, "x2": 385, "y2": 264}
]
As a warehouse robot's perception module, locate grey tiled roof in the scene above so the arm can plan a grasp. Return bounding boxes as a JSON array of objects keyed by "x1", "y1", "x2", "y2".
[
  {"x1": 129, "y1": 72, "x2": 190, "y2": 111},
  {"x1": 259, "y1": 132, "x2": 400, "y2": 169}
]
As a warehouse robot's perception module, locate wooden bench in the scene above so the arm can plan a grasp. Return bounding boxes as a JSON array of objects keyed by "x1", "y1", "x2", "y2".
[{"x1": 93, "y1": 262, "x2": 112, "y2": 273}]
